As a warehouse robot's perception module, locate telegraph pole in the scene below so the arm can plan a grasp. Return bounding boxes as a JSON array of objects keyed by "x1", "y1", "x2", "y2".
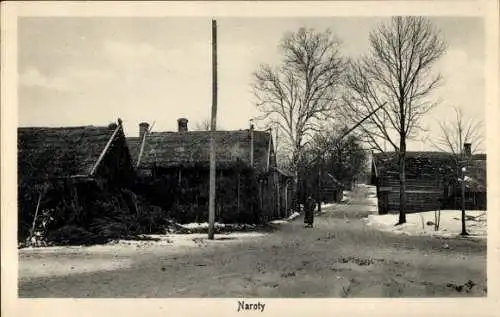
[
  {"x1": 208, "y1": 19, "x2": 218, "y2": 240},
  {"x1": 460, "y1": 147, "x2": 469, "y2": 236}
]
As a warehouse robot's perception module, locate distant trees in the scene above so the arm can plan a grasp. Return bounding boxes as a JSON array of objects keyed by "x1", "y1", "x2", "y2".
[
  {"x1": 342, "y1": 17, "x2": 447, "y2": 224},
  {"x1": 253, "y1": 27, "x2": 345, "y2": 208},
  {"x1": 299, "y1": 125, "x2": 368, "y2": 203}
]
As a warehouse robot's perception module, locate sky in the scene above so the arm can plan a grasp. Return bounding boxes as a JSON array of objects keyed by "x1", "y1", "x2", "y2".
[{"x1": 18, "y1": 17, "x2": 485, "y2": 151}]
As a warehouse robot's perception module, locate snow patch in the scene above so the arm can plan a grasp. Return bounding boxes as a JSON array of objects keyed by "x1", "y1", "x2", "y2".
[
  {"x1": 364, "y1": 210, "x2": 487, "y2": 239},
  {"x1": 287, "y1": 212, "x2": 300, "y2": 220},
  {"x1": 180, "y1": 222, "x2": 225, "y2": 229},
  {"x1": 269, "y1": 220, "x2": 289, "y2": 224},
  {"x1": 366, "y1": 196, "x2": 378, "y2": 207}
]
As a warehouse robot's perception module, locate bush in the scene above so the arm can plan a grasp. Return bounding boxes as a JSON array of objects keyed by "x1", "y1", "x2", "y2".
[{"x1": 46, "y1": 225, "x2": 106, "y2": 245}]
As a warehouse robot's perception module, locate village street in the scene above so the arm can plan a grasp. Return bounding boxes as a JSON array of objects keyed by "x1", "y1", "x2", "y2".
[{"x1": 18, "y1": 185, "x2": 487, "y2": 298}]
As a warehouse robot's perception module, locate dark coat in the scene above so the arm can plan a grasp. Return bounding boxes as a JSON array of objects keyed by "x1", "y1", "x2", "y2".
[{"x1": 304, "y1": 197, "x2": 315, "y2": 224}]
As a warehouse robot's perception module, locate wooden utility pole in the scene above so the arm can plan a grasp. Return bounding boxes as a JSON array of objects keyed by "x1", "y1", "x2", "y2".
[
  {"x1": 208, "y1": 19, "x2": 218, "y2": 240},
  {"x1": 317, "y1": 156, "x2": 322, "y2": 212},
  {"x1": 460, "y1": 149, "x2": 469, "y2": 236},
  {"x1": 460, "y1": 166, "x2": 467, "y2": 235}
]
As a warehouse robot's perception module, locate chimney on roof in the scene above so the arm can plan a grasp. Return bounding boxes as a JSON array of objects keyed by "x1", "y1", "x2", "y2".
[
  {"x1": 177, "y1": 118, "x2": 188, "y2": 132},
  {"x1": 139, "y1": 122, "x2": 149, "y2": 140},
  {"x1": 464, "y1": 142, "x2": 472, "y2": 157}
]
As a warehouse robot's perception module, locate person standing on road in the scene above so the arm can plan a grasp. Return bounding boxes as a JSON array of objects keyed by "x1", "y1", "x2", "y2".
[{"x1": 304, "y1": 195, "x2": 315, "y2": 228}]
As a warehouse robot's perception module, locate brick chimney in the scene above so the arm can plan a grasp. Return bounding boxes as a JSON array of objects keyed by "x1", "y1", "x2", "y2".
[
  {"x1": 464, "y1": 142, "x2": 472, "y2": 157},
  {"x1": 139, "y1": 122, "x2": 149, "y2": 140},
  {"x1": 177, "y1": 118, "x2": 188, "y2": 132}
]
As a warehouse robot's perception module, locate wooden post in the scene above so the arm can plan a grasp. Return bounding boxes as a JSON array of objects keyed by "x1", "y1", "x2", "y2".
[
  {"x1": 460, "y1": 166, "x2": 468, "y2": 235},
  {"x1": 237, "y1": 172, "x2": 240, "y2": 216},
  {"x1": 317, "y1": 158, "x2": 322, "y2": 213},
  {"x1": 219, "y1": 170, "x2": 223, "y2": 221},
  {"x1": 258, "y1": 180, "x2": 263, "y2": 210},
  {"x1": 284, "y1": 182, "x2": 288, "y2": 217},
  {"x1": 276, "y1": 173, "x2": 280, "y2": 218},
  {"x1": 27, "y1": 191, "x2": 44, "y2": 245},
  {"x1": 208, "y1": 19, "x2": 218, "y2": 240},
  {"x1": 250, "y1": 120, "x2": 254, "y2": 168}
]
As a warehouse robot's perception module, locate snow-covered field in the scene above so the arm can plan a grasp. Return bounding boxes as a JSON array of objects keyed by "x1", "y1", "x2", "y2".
[{"x1": 365, "y1": 210, "x2": 487, "y2": 239}]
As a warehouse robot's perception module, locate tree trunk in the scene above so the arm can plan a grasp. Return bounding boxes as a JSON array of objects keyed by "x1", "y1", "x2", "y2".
[
  {"x1": 398, "y1": 141, "x2": 407, "y2": 224},
  {"x1": 317, "y1": 162, "x2": 322, "y2": 213},
  {"x1": 460, "y1": 170, "x2": 469, "y2": 235},
  {"x1": 293, "y1": 170, "x2": 299, "y2": 212}
]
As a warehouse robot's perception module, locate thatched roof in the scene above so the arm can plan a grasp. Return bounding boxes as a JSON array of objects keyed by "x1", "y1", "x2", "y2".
[
  {"x1": 18, "y1": 124, "x2": 120, "y2": 184},
  {"x1": 372, "y1": 151, "x2": 487, "y2": 192},
  {"x1": 128, "y1": 129, "x2": 274, "y2": 173},
  {"x1": 372, "y1": 151, "x2": 456, "y2": 178}
]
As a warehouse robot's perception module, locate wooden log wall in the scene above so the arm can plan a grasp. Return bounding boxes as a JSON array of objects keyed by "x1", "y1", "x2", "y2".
[{"x1": 378, "y1": 176, "x2": 445, "y2": 214}]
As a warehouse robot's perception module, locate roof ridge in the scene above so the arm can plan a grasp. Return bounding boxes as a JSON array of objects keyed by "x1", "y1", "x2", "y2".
[{"x1": 18, "y1": 125, "x2": 110, "y2": 130}]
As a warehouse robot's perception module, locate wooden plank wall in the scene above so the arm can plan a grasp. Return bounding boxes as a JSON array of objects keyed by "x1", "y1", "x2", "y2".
[{"x1": 379, "y1": 177, "x2": 444, "y2": 214}]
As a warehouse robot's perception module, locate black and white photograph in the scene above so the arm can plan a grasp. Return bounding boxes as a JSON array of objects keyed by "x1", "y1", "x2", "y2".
[{"x1": 2, "y1": 1, "x2": 499, "y2": 316}]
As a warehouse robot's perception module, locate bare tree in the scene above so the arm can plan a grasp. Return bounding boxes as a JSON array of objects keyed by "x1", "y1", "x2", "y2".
[
  {"x1": 432, "y1": 106, "x2": 484, "y2": 155},
  {"x1": 194, "y1": 118, "x2": 224, "y2": 131},
  {"x1": 343, "y1": 17, "x2": 447, "y2": 224},
  {"x1": 431, "y1": 106, "x2": 484, "y2": 236},
  {"x1": 194, "y1": 119, "x2": 211, "y2": 131},
  {"x1": 253, "y1": 27, "x2": 345, "y2": 208}
]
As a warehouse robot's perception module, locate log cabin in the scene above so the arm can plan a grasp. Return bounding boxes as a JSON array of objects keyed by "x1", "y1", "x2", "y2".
[
  {"x1": 127, "y1": 118, "x2": 294, "y2": 224},
  {"x1": 371, "y1": 146, "x2": 487, "y2": 214},
  {"x1": 371, "y1": 151, "x2": 455, "y2": 214}
]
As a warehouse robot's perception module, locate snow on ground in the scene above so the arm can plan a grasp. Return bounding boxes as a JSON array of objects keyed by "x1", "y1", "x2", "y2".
[
  {"x1": 342, "y1": 190, "x2": 351, "y2": 203},
  {"x1": 269, "y1": 220, "x2": 289, "y2": 224},
  {"x1": 180, "y1": 222, "x2": 235, "y2": 229},
  {"x1": 362, "y1": 184, "x2": 378, "y2": 210},
  {"x1": 320, "y1": 203, "x2": 337, "y2": 209},
  {"x1": 366, "y1": 196, "x2": 378, "y2": 207},
  {"x1": 287, "y1": 212, "x2": 300, "y2": 220},
  {"x1": 364, "y1": 210, "x2": 487, "y2": 239},
  {"x1": 19, "y1": 231, "x2": 269, "y2": 279},
  {"x1": 19, "y1": 255, "x2": 135, "y2": 279}
]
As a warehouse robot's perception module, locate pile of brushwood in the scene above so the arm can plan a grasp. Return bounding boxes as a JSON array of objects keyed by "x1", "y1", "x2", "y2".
[{"x1": 18, "y1": 180, "x2": 172, "y2": 247}]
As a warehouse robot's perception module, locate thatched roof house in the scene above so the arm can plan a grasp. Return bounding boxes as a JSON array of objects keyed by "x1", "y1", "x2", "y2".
[
  {"x1": 18, "y1": 119, "x2": 134, "y2": 186},
  {"x1": 371, "y1": 149, "x2": 487, "y2": 213},
  {"x1": 17, "y1": 119, "x2": 137, "y2": 243},
  {"x1": 126, "y1": 119, "x2": 294, "y2": 223},
  {"x1": 128, "y1": 119, "x2": 276, "y2": 174}
]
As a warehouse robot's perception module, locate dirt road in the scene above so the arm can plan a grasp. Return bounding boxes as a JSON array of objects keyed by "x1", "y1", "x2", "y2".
[{"x1": 18, "y1": 186, "x2": 487, "y2": 297}]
